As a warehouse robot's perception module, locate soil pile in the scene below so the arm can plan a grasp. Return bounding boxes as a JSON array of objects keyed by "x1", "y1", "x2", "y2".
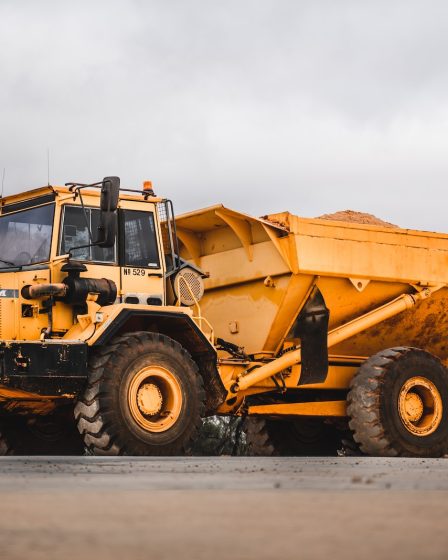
[{"x1": 317, "y1": 210, "x2": 398, "y2": 228}]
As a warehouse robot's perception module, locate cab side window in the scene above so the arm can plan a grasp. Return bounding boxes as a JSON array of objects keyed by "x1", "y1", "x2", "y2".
[
  {"x1": 121, "y1": 210, "x2": 160, "y2": 268},
  {"x1": 59, "y1": 206, "x2": 116, "y2": 263}
]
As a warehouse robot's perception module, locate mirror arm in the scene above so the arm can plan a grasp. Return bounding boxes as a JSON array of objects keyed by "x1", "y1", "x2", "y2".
[
  {"x1": 65, "y1": 181, "x2": 103, "y2": 191},
  {"x1": 67, "y1": 238, "x2": 102, "y2": 258}
]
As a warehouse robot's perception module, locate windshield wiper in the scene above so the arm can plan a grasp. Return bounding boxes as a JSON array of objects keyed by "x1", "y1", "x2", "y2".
[{"x1": 0, "y1": 258, "x2": 17, "y2": 267}]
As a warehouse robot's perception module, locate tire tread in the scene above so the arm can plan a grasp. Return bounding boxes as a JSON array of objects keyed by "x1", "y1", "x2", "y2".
[
  {"x1": 347, "y1": 346, "x2": 447, "y2": 457},
  {"x1": 75, "y1": 331, "x2": 205, "y2": 456}
]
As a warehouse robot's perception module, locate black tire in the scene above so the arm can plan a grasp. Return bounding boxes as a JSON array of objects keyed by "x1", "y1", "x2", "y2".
[
  {"x1": 347, "y1": 347, "x2": 448, "y2": 457},
  {"x1": 0, "y1": 409, "x2": 84, "y2": 455},
  {"x1": 0, "y1": 428, "x2": 12, "y2": 455},
  {"x1": 75, "y1": 332, "x2": 205, "y2": 456},
  {"x1": 244, "y1": 417, "x2": 340, "y2": 456}
]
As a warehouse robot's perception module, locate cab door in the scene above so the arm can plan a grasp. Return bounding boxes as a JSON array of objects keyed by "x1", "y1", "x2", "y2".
[
  {"x1": 54, "y1": 203, "x2": 121, "y2": 333},
  {"x1": 119, "y1": 208, "x2": 165, "y2": 306}
]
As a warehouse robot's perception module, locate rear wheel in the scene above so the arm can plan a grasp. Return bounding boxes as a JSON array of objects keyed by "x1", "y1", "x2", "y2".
[
  {"x1": 0, "y1": 409, "x2": 84, "y2": 455},
  {"x1": 347, "y1": 347, "x2": 448, "y2": 457},
  {"x1": 0, "y1": 428, "x2": 12, "y2": 455},
  {"x1": 75, "y1": 332, "x2": 205, "y2": 455},
  {"x1": 243, "y1": 417, "x2": 340, "y2": 456}
]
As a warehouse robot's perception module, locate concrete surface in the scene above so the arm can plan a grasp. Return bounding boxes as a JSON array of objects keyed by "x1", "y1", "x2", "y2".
[{"x1": 0, "y1": 456, "x2": 447, "y2": 560}]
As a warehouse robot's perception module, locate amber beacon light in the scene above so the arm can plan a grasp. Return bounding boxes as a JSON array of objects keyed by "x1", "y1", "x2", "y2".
[{"x1": 143, "y1": 180, "x2": 154, "y2": 195}]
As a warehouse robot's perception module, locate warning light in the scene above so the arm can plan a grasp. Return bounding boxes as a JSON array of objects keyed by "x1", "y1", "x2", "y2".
[{"x1": 143, "y1": 180, "x2": 155, "y2": 196}]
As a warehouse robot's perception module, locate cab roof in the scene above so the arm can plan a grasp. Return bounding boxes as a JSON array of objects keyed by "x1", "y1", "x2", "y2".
[{"x1": 0, "y1": 184, "x2": 161, "y2": 211}]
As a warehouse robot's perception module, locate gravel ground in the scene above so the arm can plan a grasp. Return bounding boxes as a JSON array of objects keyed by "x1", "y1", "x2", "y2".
[{"x1": 0, "y1": 456, "x2": 447, "y2": 560}]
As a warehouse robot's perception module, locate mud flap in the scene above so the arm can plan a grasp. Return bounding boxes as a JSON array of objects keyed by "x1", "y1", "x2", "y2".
[{"x1": 292, "y1": 286, "x2": 329, "y2": 385}]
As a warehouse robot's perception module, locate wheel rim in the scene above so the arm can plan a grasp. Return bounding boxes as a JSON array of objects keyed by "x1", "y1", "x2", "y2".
[
  {"x1": 398, "y1": 376, "x2": 443, "y2": 436},
  {"x1": 127, "y1": 366, "x2": 183, "y2": 433}
]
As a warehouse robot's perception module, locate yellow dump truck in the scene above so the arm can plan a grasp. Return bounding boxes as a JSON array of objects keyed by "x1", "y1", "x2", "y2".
[{"x1": 0, "y1": 177, "x2": 446, "y2": 457}]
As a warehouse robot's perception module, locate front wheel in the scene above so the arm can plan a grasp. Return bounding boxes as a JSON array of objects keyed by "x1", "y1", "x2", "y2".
[
  {"x1": 75, "y1": 332, "x2": 205, "y2": 455},
  {"x1": 347, "y1": 347, "x2": 448, "y2": 457}
]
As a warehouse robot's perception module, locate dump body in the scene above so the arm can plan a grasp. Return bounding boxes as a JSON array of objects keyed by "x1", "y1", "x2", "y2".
[
  {"x1": 176, "y1": 205, "x2": 448, "y2": 403},
  {"x1": 176, "y1": 205, "x2": 448, "y2": 360}
]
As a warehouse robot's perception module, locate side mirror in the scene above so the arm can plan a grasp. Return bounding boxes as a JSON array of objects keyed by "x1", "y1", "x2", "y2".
[
  {"x1": 96, "y1": 176, "x2": 120, "y2": 247},
  {"x1": 100, "y1": 176, "x2": 120, "y2": 212}
]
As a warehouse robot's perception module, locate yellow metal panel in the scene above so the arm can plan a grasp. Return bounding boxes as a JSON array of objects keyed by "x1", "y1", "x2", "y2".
[
  {"x1": 17, "y1": 269, "x2": 53, "y2": 340},
  {"x1": 0, "y1": 186, "x2": 57, "y2": 212},
  {"x1": 215, "y1": 209, "x2": 254, "y2": 261},
  {"x1": 201, "y1": 274, "x2": 292, "y2": 354},
  {"x1": 176, "y1": 204, "x2": 286, "y2": 236},
  {"x1": 260, "y1": 223, "x2": 297, "y2": 272},
  {"x1": 289, "y1": 217, "x2": 448, "y2": 284},
  {"x1": 201, "y1": 241, "x2": 288, "y2": 290},
  {"x1": 50, "y1": 194, "x2": 63, "y2": 260},
  {"x1": 262, "y1": 273, "x2": 315, "y2": 352},
  {"x1": 176, "y1": 227, "x2": 202, "y2": 265},
  {"x1": 62, "y1": 303, "x2": 193, "y2": 345},
  {"x1": 318, "y1": 277, "x2": 412, "y2": 330},
  {"x1": 0, "y1": 271, "x2": 19, "y2": 340},
  {"x1": 248, "y1": 401, "x2": 347, "y2": 417}
]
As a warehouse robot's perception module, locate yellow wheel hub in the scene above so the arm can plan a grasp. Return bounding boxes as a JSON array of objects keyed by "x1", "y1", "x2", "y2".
[
  {"x1": 398, "y1": 376, "x2": 443, "y2": 436},
  {"x1": 128, "y1": 366, "x2": 183, "y2": 433},
  {"x1": 137, "y1": 383, "x2": 163, "y2": 416},
  {"x1": 403, "y1": 392, "x2": 424, "y2": 423}
]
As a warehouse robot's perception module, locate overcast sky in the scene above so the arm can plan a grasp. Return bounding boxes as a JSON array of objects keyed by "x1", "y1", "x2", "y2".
[{"x1": 1, "y1": 0, "x2": 448, "y2": 230}]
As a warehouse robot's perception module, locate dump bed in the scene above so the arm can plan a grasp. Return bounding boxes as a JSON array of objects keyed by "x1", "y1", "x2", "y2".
[{"x1": 176, "y1": 206, "x2": 448, "y2": 362}]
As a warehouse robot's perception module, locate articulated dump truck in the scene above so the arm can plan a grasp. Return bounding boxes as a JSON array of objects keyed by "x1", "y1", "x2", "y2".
[{"x1": 0, "y1": 177, "x2": 447, "y2": 457}]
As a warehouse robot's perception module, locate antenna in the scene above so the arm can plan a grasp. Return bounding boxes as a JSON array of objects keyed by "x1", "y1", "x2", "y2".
[
  {"x1": 1, "y1": 168, "x2": 5, "y2": 199},
  {"x1": 47, "y1": 148, "x2": 50, "y2": 186}
]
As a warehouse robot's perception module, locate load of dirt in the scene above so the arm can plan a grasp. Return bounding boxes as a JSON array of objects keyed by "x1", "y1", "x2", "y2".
[{"x1": 317, "y1": 210, "x2": 398, "y2": 228}]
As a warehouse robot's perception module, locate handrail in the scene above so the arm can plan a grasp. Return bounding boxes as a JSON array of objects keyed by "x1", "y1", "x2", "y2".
[{"x1": 175, "y1": 274, "x2": 214, "y2": 343}]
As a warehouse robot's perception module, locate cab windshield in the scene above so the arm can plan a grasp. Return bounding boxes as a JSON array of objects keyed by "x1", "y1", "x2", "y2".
[{"x1": 0, "y1": 204, "x2": 55, "y2": 267}]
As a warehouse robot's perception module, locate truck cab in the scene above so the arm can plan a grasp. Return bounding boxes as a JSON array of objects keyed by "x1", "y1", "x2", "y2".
[{"x1": 0, "y1": 178, "x2": 223, "y2": 455}]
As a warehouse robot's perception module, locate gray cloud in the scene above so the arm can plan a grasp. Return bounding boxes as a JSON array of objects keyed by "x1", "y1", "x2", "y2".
[{"x1": 1, "y1": 0, "x2": 448, "y2": 230}]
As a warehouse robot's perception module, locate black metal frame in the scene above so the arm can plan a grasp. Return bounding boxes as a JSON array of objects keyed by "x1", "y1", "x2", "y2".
[
  {"x1": 292, "y1": 286, "x2": 330, "y2": 385},
  {"x1": 0, "y1": 342, "x2": 88, "y2": 395}
]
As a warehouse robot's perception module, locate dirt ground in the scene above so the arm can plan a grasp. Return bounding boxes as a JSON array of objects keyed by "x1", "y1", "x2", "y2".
[{"x1": 0, "y1": 456, "x2": 446, "y2": 560}]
